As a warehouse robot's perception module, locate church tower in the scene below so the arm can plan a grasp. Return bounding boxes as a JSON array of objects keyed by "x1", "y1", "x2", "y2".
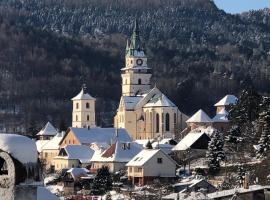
[
  {"x1": 121, "y1": 19, "x2": 152, "y2": 96},
  {"x1": 71, "y1": 84, "x2": 96, "y2": 128}
]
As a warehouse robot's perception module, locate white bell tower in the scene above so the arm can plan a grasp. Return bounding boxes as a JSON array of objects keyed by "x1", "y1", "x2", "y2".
[
  {"x1": 121, "y1": 19, "x2": 152, "y2": 96},
  {"x1": 71, "y1": 84, "x2": 96, "y2": 128}
]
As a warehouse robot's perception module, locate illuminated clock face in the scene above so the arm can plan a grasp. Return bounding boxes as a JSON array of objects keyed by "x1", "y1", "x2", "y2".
[{"x1": 136, "y1": 59, "x2": 143, "y2": 66}]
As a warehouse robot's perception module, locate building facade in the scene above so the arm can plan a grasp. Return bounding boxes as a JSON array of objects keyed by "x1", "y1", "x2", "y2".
[
  {"x1": 114, "y1": 20, "x2": 188, "y2": 140},
  {"x1": 71, "y1": 84, "x2": 96, "y2": 128}
]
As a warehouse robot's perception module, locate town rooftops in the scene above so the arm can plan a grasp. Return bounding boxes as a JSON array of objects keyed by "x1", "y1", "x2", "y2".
[
  {"x1": 186, "y1": 109, "x2": 212, "y2": 123},
  {"x1": 214, "y1": 94, "x2": 238, "y2": 107},
  {"x1": 91, "y1": 141, "x2": 142, "y2": 163},
  {"x1": 212, "y1": 108, "x2": 229, "y2": 122},
  {"x1": 66, "y1": 168, "x2": 89, "y2": 180},
  {"x1": 56, "y1": 145, "x2": 95, "y2": 164},
  {"x1": 71, "y1": 87, "x2": 95, "y2": 101},
  {"x1": 122, "y1": 96, "x2": 142, "y2": 110},
  {"x1": 65, "y1": 127, "x2": 131, "y2": 146},
  {"x1": 37, "y1": 122, "x2": 58, "y2": 136}
]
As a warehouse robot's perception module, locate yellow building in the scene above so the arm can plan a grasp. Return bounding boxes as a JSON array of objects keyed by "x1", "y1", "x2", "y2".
[
  {"x1": 71, "y1": 84, "x2": 96, "y2": 128},
  {"x1": 114, "y1": 20, "x2": 188, "y2": 140}
]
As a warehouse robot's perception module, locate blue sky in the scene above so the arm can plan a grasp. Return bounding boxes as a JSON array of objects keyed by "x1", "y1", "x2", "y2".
[{"x1": 214, "y1": 0, "x2": 270, "y2": 14}]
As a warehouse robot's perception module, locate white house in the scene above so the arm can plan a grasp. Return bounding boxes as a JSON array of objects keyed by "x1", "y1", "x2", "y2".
[
  {"x1": 53, "y1": 145, "x2": 95, "y2": 171},
  {"x1": 91, "y1": 141, "x2": 142, "y2": 173},
  {"x1": 36, "y1": 122, "x2": 58, "y2": 140},
  {"x1": 126, "y1": 149, "x2": 177, "y2": 185}
]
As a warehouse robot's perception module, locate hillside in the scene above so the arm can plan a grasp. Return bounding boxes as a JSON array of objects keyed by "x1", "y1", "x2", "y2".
[{"x1": 0, "y1": 0, "x2": 270, "y2": 132}]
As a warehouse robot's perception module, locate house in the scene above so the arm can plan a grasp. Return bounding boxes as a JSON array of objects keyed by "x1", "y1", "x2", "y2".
[
  {"x1": 212, "y1": 108, "x2": 230, "y2": 133},
  {"x1": 39, "y1": 132, "x2": 64, "y2": 169},
  {"x1": 214, "y1": 94, "x2": 238, "y2": 114},
  {"x1": 114, "y1": 20, "x2": 188, "y2": 140},
  {"x1": 59, "y1": 127, "x2": 131, "y2": 148},
  {"x1": 186, "y1": 109, "x2": 212, "y2": 130},
  {"x1": 36, "y1": 122, "x2": 58, "y2": 140},
  {"x1": 126, "y1": 149, "x2": 177, "y2": 185},
  {"x1": 91, "y1": 141, "x2": 142, "y2": 173},
  {"x1": 53, "y1": 145, "x2": 94, "y2": 171}
]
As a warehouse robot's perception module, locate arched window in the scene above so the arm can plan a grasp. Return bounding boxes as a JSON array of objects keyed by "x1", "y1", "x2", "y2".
[
  {"x1": 86, "y1": 102, "x2": 90, "y2": 109},
  {"x1": 87, "y1": 115, "x2": 90, "y2": 121},
  {"x1": 76, "y1": 103, "x2": 79, "y2": 109},
  {"x1": 138, "y1": 79, "x2": 142, "y2": 85},
  {"x1": 156, "y1": 113, "x2": 160, "y2": 133},
  {"x1": 174, "y1": 113, "x2": 177, "y2": 124},
  {"x1": 166, "y1": 113, "x2": 170, "y2": 131},
  {"x1": 76, "y1": 115, "x2": 78, "y2": 121}
]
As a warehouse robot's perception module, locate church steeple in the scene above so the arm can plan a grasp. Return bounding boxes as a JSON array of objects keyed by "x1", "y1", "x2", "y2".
[
  {"x1": 121, "y1": 19, "x2": 151, "y2": 96},
  {"x1": 126, "y1": 19, "x2": 144, "y2": 57}
]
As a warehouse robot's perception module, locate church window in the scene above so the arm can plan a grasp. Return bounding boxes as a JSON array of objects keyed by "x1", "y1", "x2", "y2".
[
  {"x1": 174, "y1": 113, "x2": 177, "y2": 124},
  {"x1": 76, "y1": 103, "x2": 79, "y2": 109},
  {"x1": 138, "y1": 79, "x2": 141, "y2": 85},
  {"x1": 162, "y1": 113, "x2": 164, "y2": 123},
  {"x1": 166, "y1": 113, "x2": 170, "y2": 131},
  {"x1": 87, "y1": 115, "x2": 90, "y2": 121},
  {"x1": 156, "y1": 114, "x2": 160, "y2": 133},
  {"x1": 76, "y1": 115, "x2": 78, "y2": 121},
  {"x1": 86, "y1": 102, "x2": 90, "y2": 109},
  {"x1": 125, "y1": 79, "x2": 127, "y2": 85}
]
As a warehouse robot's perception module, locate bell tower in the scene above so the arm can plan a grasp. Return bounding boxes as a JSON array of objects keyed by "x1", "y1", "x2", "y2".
[
  {"x1": 121, "y1": 19, "x2": 152, "y2": 96},
  {"x1": 71, "y1": 84, "x2": 96, "y2": 128}
]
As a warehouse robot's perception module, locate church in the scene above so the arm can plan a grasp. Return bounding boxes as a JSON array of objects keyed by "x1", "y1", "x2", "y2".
[{"x1": 114, "y1": 20, "x2": 188, "y2": 140}]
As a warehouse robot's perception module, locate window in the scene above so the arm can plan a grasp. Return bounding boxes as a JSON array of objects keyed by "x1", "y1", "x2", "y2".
[
  {"x1": 87, "y1": 115, "x2": 90, "y2": 121},
  {"x1": 86, "y1": 102, "x2": 90, "y2": 109},
  {"x1": 129, "y1": 167, "x2": 132, "y2": 173},
  {"x1": 174, "y1": 113, "x2": 177, "y2": 124},
  {"x1": 76, "y1": 115, "x2": 78, "y2": 121},
  {"x1": 157, "y1": 158, "x2": 163, "y2": 164},
  {"x1": 156, "y1": 113, "x2": 160, "y2": 133},
  {"x1": 138, "y1": 78, "x2": 141, "y2": 85},
  {"x1": 125, "y1": 79, "x2": 127, "y2": 84},
  {"x1": 76, "y1": 103, "x2": 79, "y2": 109},
  {"x1": 166, "y1": 113, "x2": 170, "y2": 131}
]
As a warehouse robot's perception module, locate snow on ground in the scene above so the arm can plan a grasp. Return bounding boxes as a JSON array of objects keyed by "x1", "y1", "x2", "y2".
[
  {"x1": 0, "y1": 133, "x2": 37, "y2": 164},
  {"x1": 44, "y1": 174, "x2": 58, "y2": 185},
  {"x1": 46, "y1": 185, "x2": 64, "y2": 196},
  {"x1": 37, "y1": 187, "x2": 59, "y2": 200}
]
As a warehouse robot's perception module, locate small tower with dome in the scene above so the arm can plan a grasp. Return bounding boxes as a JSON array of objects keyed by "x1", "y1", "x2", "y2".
[{"x1": 71, "y1": 84, "x2": 96, "y2": 128}]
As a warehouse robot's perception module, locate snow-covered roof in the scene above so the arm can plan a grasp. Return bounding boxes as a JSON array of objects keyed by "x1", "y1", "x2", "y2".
[
  {"x1": 207, "y1": 185, "x2": 268, "y2": 199},
  {"x1": 214, "y1": 95, "x2": 238, "y2": 107},
  {"x1": 57, "y1": 145, "x2": 94, "y2": 164},
  {"x1": 186, "y1": 109, "x2": 212, "y2": 123},
  {"x1": 151, "y1": 142, "x2": 174, "y2": 154},
  {"x1": 71, "y1": 88, "x2": 95, "y2": 101},
  {"x1": 91, "y1": 141, "x2": 142, "y2": 163},
  {"x1": 134, "y1": 139, "x2": 154, "y2": 148},
  {"x1": 36, "y1": 140, "x2": 49, "y2": 153},
  {"x1": 66, "y1": 168, "x2": 89, "y2": 180},
  {"x1": 68, "y1": 127, "x2": 131, "y2": 145},
  {"x1": 126, "y1": 149, "x2": 177, "y2": 167},
  {"x1": 90, "y1": 142, "x2": 110, "y2": 151},
  {"x1": 143, "y1": 94, "x2": 176, "y2": 108},
  {"x1": 0, "y1": 133, "x2": 38, "y2": 164},
  {"x1": 122, "y1": 96, "x2": 142, "y2": 110},
  {"x1": 37, "y1": 122, "x2": 58, "y2": 136},
  {"x1": 172, "y1": 131, "x2": 210, "y2": 151},
  {"x1": 212, "y1": 108, "x2": 229, "y2": 122},
  {"x1": 42, "y1": 132, "x2": 64, "y2": 150}
]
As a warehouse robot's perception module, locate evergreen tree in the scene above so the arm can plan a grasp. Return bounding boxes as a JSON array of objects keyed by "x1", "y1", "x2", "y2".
[
  {"x1": 59, "y1": 118, "x2": 67, "y2": 132},
  {"x1": 228, "y1": 86, "x2": 262, "y2": 141},
  {"x1": 27, "y1": 119, "x2": 39, "y2": 138},
  {"x1": 206, "y1": 130, "x2": 225, "y2": 175},
  {"x1": 92, "y1": 166, "x2": 112, "y2": 195},
  {"x1": 256, "y1": 110, "x2": 270, "y2": 159},
  {"x1": 225, "y1": 126, "x2": 243, "y2": 150}
]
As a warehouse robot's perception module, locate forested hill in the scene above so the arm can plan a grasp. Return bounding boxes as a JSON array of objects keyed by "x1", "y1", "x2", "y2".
[{"x1": 1, "y1": 0, "x2": 270, "y2": 133}]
